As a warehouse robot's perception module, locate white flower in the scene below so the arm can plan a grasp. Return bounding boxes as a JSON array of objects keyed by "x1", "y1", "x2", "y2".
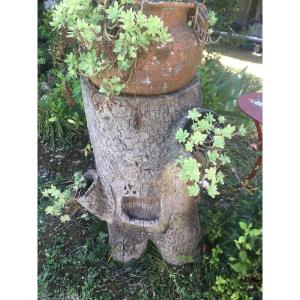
[{"x1": 200, "y1": 179, "x2": 209, "y2": 189}]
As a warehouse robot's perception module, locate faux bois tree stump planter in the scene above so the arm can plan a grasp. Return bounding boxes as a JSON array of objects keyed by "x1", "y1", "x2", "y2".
[{"x1": 77, "y1": 76, "x2": 203, "y2": 265}]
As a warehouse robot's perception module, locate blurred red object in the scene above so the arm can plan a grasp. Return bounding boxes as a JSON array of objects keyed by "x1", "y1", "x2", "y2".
[{"x1": 238, "y1": 92, "x2": 262, "y2": 182}]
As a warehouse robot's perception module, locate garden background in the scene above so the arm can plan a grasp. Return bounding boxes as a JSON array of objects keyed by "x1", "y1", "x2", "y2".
[
  {"x1": 1, "y1": 1, "x2": 300, "y2": 300},
  {"x1": 37, "y1": 1, "x2": 262, "y2": 298}
]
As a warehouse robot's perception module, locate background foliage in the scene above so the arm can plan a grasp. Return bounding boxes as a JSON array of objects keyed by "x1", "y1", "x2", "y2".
[
  {"x1": 38, "y1": 2, "x2": 87, "y2": 146},
  {"x1": 205, "y1": 0, "x2": 243, "y2": 32}
]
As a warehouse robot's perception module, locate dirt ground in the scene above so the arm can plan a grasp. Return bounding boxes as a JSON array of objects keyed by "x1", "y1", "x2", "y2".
[{"x1": 205, "y1": 47, "x2": 263, "y2": 80}]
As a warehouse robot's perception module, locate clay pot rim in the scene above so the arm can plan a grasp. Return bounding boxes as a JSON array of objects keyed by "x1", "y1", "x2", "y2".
[{"x1": 136, "y1": 0, "x2": 196, "y2": 9}]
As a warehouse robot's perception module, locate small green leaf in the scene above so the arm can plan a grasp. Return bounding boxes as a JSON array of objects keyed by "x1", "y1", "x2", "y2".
[
  {"x1": 175, "y1": 157, "x2": 184, "y2": 167},
  {"x1": 230, "y1": 262, "x2": 247, "y2": 274},
  {"x1": 220, "y1": 154, "x2": 231, "y2": 165},
  {"x1": 239, "y1": 124, "x2": 247, "y2": 136},
  {"x1": 215, "y1": 276, "x2": 227, "y2": 285},
  {"x1": 60, "y1": 214, "x2": 71, "y2": 223},
  {"x1": 208, "y1": 150, "x2": 219, "y2": 162},
  {"x1": 197, "y1": 119, "x2": 212, "y2": 131},
  {"x1": 105, "y1": 2, "x2": 122, "y2": 23},
  {"x1": 213, "y1": 135, "x2": 225, "y2": 148},
  {"x1": 230, "y1": 292, "x2": 240, "y2": 300},
  {"x1": 239, "y1": 222, "x2": 247, "y2": 230},
  {"x1": 207, "y1": 183, "x2": 220, "y2": 198},
  {"x1": 185, "y1": 141, "x2": 194, "y2": 152},
  {"x1": 205, "y1": 167, "x2": 217, "y2": 181},
  {"x1": 191, "y1": 131, "x2": 207, "y2": 145},
  {"x1": 67, "y1": 119, "x2": 76, "y2": 124},
  {"x1": 179, "y1": 157, "x2": 201, "y2": 182},
  {"x1": 238, "y1": 236, "x2": 246, "y2": 243},
  {"x1": 251, "y1": 229, "x2": 262, "y2": 236},
  {"x1": 187, "y1": 108, "x2": 201, "y2": 120},
  {"x1": 245, "y1": 243, "x2": 252, "y2": 250},
  {"x1": 175, "y1": 128, "x2": 189, "y2": 143},
  {"x1": 218, "y1": 116, "x2": 226, "y2": 123},
  {"x1": 222, "y1": 124, "x2": 236, "y2": 139},
  {"x1": 208, "y1": 10, "x2": 218, "y2": 26},
  {"x1": 42, "y1": 190, "x2": 50, "y2": 197},
  {"x1": 239, "y1": 250, "x2": 248, "y2": 262},
  {"x1": 48, "y1": 117, "x2": 57, "y2": 123},
  {"x1": 205, "y1": 112, "x2": 216, "y2": 123},
  {"x1": 45, "y1": 206, "x2": 54, "y2": 215},
  {"x1": 187, "y1": 183, "x2": 200, "y2": 197},
  {"x1": 216, "y1": 171, "x2": 224, "y2": 184}
]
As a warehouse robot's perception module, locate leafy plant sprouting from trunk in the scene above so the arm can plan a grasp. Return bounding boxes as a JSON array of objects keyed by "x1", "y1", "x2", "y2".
[
  {"x1": 42, "y1": 172, "x2": 87, "y2": 222},
  {"x1": 50, "y1": 0, "x2": 172, "y2": 96},
  {"x1": 176, "y1": 108, "x2": 247, "y2": 198}
]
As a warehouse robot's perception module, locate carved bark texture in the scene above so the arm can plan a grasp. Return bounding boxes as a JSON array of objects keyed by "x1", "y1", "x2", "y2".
[{"x1": 78, "y1": 76, "x2": 203, "y2": 265}]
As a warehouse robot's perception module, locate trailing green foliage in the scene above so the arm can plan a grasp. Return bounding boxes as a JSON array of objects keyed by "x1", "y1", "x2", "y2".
[
  {"x1": 42, "y1": 171, "x2": 86, "y2": 222},
  {"x1": 176, "y1": 108, "x2": 246, "y2": 198},
  {"x1": 50, "y1": 0, "x2": 172, "y2": 95},
  {"x1": 99, "y1": 76, "x2": 125, "y2": 96}
]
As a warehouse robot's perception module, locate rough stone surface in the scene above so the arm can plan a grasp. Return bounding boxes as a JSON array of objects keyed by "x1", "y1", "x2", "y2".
[{"x1": 77, "y1": 76, "x2": 203, "y2": 265}]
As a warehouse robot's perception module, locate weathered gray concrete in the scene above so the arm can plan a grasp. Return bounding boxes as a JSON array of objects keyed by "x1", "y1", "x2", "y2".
[{"x1": 77, "y1": 76, "x2": 203, "y2": 265}]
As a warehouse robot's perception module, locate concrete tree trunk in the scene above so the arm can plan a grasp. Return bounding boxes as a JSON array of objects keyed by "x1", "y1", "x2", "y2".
[{"x1": 77, "y1": 76, "x2": 203, "y2": 265}]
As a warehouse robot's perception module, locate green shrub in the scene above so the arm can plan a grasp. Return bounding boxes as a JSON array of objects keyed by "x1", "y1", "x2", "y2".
[
  {"x1": 204, "y1": 221, "x2": 262, "y2": 300},
  {"x1": 38, "y1": 7, "x2": 62, "y2": 74},
  {"x1": 38, "y1": 71, "x2": 87, "y2": 145},
  {"x1": 205, "y1": 0, "x2": 242, "y2": 32},
  {"x1": 199, "y1": 188, "x2": 262, "y2": 300},
  {"x1": 38, "y1": 6, "x2": 88, "y2": 146}
]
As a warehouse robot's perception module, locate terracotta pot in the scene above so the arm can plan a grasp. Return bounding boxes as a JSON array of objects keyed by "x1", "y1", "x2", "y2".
[{"x1": 90, "y1": 1, "x2": 206, "y2": 96}]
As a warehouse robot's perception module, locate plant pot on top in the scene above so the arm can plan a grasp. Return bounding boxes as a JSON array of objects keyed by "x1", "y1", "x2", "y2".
[
  {"x1": 50, "y1": 0, "x2": 210, "y2": 96},
  {"x1": 91, "y1": 0, "x2": 208, "y2": 95}
]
